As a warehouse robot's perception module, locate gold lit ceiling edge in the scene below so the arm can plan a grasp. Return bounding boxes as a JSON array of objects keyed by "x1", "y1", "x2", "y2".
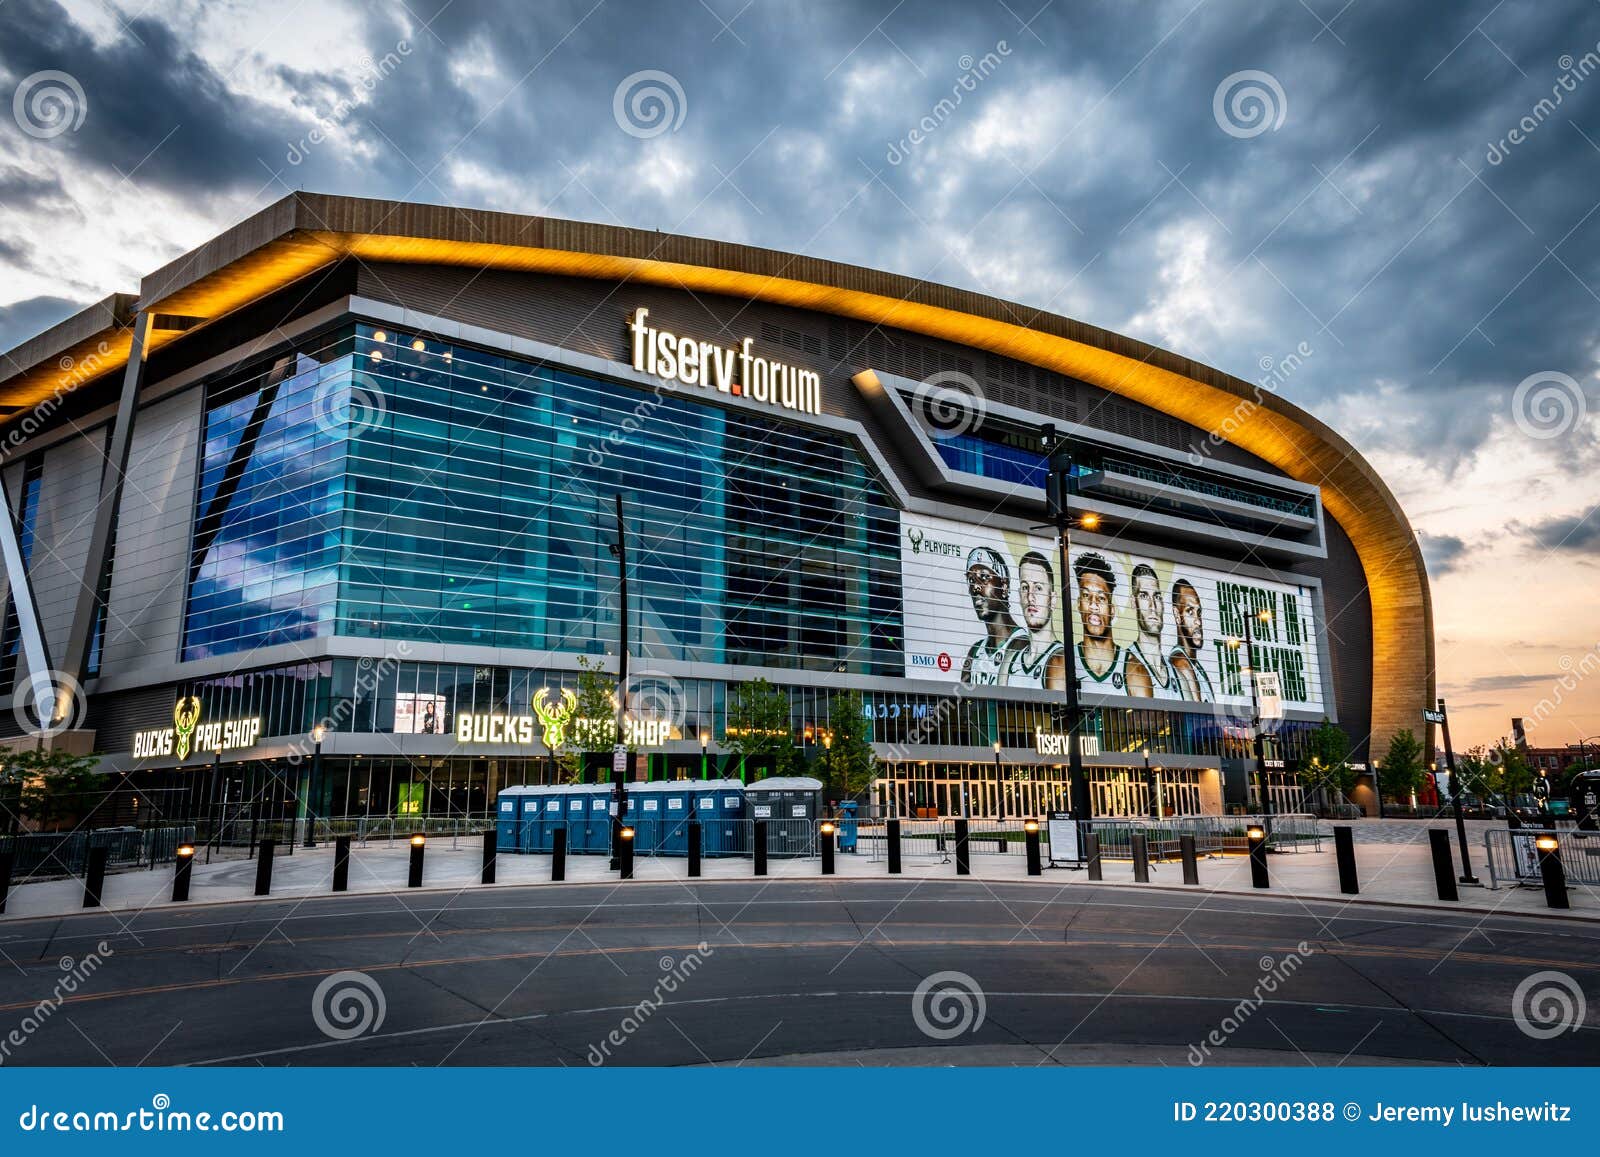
[{"x1": 5, "y1": 228, "x2": 1432, "y2": 747}]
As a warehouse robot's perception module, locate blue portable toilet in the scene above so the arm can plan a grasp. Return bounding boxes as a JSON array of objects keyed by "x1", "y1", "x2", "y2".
[
  {"x1": 517, "y1": 788, "x2": 547, "y2": 853},
  {"x1": 657, "y1": 783, "x2": 696, "y2": 855},
  {"x1": 584, "y1": 789, "x2": 615, "y2": 854},
  {"x1": 557, "y1": 787, "x2": 587, "y2": 852},
  {"x1": 836, "y1": 799, "x2": 860, "y2": 853},
  {"x1": 697, "y1": 779, "x2": 746, "y2": 856},
  {"x1": 496, "y1": 787, "x2": 530, "y2": 852},
  {"x1": 628, "y1": 783, "x2": 675, "y2": 854}
]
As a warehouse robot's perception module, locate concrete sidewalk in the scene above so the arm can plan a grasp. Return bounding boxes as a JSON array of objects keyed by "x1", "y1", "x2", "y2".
[{"x1": 1, "y1": 824, "x2": 1592, "y2": 922}]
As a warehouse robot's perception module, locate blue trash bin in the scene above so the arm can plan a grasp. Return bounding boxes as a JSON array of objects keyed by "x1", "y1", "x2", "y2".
[{"x1": 837, "y1": 799, "x2": 859, "y2": 853}]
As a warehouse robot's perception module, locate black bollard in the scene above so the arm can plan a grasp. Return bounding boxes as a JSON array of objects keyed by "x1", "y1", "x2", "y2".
[
  {"x1": 1180, "y1": 834, "x2": 1199, "y2": 885},
  {"x1": 171, "y1": 843, "x2": 195, "y2": 902},
  {"x1": 332, "y1": 835, "x2": 351, "y2": 892},
  {"x1": 1247, "y1": 824, "x2": 1269, "y2": 889},
  {"x1": 1131, "y1": 832, "x2": 1150, "y2": 883},
  {"x1": 1535, "y1": 834, "x2": 1569, "y2": 910},
  {"x1": 407, "y1": 834, "x2": 425, "y2": 888},
  {"x1": 1024, "y1": 820, "x2": 1042, "y2": 876},
  {"x1": 0, "y1": 851, "x2": 12, "y2": 914},
  {"x1": 753, "y1": 820, "x2": 768, "y2": 876},
  {"x1": 887, "y1": 818, "x2": 902, "y2": 874},
  {"x1": 82, "y1": 845, "x2": 109, "y2": 908},
  {"x1": 687, "y1": 820, "x2": 702, "y2": 878},
  {"x1": 1333, "y1": 825, "x2": 1358, "y2": 894},
  {"x1": 551, "y1": 826, "x2": 567, "y2": 882},
  {"x1": 619, "y1": 825, "x2": 635, "y2": 880},
  {"x1": 1428, "y1": 829, "x2": 1458, "y2": 901},
  {"x1": 254, "y1": 839, "x2": 275, "y2": 896},
  {"x1": 953, "y1": 818, "x2": 970, "y2": 876},
  {"x1": 481, "y1": 828, "x2": 497, "y2": 885},
  {"x1": 1086, "y1": 833, "x2": 1103, "y2": 881},
  {"x1": 820, "y1": 821, "x2": 836, "y2": 875}
]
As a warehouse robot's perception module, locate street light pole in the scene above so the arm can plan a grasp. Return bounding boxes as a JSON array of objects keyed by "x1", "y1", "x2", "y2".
[
  {"x1": 1041, "y1": 423, "x2": 1092, "y2": 838},
  {"x1": 1143, "y1": 747, "x2": 1157, "y2": 820},
  {"x1": 993, "y1": 740, "x2": 1005, "y2": 823},
  {"x1": 700, "y1": 732, "x2": 709, "y2": 780},
  {"x1": 1436, "y1": 698, "x2": 1479, "y2": 885},
  {"x1": 303, "y1": 725, "x2": 324, "y2": 848},
  {"x1": 608, "y1": 493, "x2": 631, "y2": 871}
]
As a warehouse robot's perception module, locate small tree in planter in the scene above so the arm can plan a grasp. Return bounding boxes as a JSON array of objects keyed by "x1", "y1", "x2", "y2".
[
  {"x1": 816, "y1": 690, "x2": 876, "y2": 802},
  {"x1": 15, "y1": 748, "x2": 104, "y2": 831},
  {"x1": 724, "y1": 678, "x2": 798, "y2": 782}
]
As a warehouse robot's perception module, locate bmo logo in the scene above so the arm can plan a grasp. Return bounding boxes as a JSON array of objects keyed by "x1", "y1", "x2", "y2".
[{"x1": 910, "y1": 653, "x2": 954, "y2": 672}]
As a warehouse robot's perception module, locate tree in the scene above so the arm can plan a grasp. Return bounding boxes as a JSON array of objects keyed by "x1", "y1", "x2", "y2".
[
  {"x1": 724, "y1": 678, "x2": 796, "y2": 780},
  {"x1": 817, "y1": 690, "x2": 877, "y2": 800},
  {"x1": 1455, "y1": 744, "x2": 1497, "y2": 797},
  {"x1": 1490, "y1": 738, "x2": 1534, "y2": 798},
  {"x1": 1302, "y1": 718, "x2": 1357, "y2": 800},
  {"x1": 13, "y1": 748, "x2": 104, "y2": 831},
  {"x1": 1378, "y1": 728, "x2": 1426, "y2": 802}
]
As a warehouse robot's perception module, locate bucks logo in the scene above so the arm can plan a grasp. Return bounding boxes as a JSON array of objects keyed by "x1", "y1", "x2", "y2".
[
  {"x1": 531, "y1": 687, "x2": 578, "y2": 750},
  {"x1": 907, "y1": 526, "x2": 924, "y2": 554},
  {"x1": 173, "y1": 696, "x2": 202, "y2": 760}
]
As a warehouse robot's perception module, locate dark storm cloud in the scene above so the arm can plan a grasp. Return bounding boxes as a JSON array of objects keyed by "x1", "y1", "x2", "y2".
[
  {"x1": 1, "y1": 0, "x2": 1597, "y2": 478},
  {"x1": 1418, "y1": 531, "x2": 1468, "y2": 577},
  {"x1": 1522, "y1": 504, "x2": 1600, "y2": 554},
  {"x1": 0, "y1": 0, "x2": 341, "y2": 193},
  {"x1": 0, "y1": 295, "x2": 83, "y2": 352}
]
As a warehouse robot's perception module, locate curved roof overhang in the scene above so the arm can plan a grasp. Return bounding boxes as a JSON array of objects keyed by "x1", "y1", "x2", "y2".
[{"x1": 0, "y1": 193, "x2": 1432, "y2": 749}]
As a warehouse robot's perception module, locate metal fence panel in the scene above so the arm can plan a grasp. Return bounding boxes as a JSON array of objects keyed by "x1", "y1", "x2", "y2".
[
  {"x1": 1483, "y1": 826, "x2": 1600, "y2": 889},
  {"x1": 0, "y1": 826, "x2": 196, "y2": 880}
]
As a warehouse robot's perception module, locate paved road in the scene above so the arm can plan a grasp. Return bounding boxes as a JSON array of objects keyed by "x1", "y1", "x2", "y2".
[{"x1": 0, "y1": 879, "x2": 1595, "y2": 1066}]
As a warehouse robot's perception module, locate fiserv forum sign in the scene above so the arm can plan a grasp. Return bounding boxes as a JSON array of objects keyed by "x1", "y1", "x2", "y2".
[{"x1": 628, "y1": 307, "x2": 822, "y2": 415}]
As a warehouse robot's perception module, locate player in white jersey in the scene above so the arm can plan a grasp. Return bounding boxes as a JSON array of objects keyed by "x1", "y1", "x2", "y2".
[
  {"x1": 1124, "y1": 563, "x2": 1180, "y2": 699},
  {"x1": 960, "y1": 546, "x2": 1028, "y2": 686},
  {"x1": 1073, "y1": 551, "x2": 1124, "y2": 690},
  {"x1": 1007, "y1": 550, "x2": 1067, "y2": 690},
  {"x1": 1168, "y1": 578, "x2": 1215, "y2": 702}
]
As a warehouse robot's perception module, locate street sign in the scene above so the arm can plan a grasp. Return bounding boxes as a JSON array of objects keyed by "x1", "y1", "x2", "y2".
[
  {"x1": 612, "y1": 745, "x2": 627, "y2": 774},
  {"x1": 1422, "y1": 708, "x2": 1445, "y2": 724},
  {"x1": 1254, "y1": 671, "x2": 1283, "y2": 720}
]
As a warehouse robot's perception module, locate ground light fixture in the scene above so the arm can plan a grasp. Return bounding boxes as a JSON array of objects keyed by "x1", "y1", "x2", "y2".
[
  {"x1": 172, "y1": 843, "x2": 196, "y2": 903},
  {"x1": 1246, "y1": 824, "x2": 1269, "y2": 889},
  {"x1": 407, "y1": 833, "x2": 426, "y2": 888},
  {"x1": 1534, "y1": 833, "x2": 1569, "y2": 909},
  {"x1": 819, "y1": 820, "x2": 837, "y2": 875}
]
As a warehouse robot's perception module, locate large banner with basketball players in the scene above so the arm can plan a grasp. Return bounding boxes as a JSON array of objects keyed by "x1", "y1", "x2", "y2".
[{"x1": 899, "y1": 513, "x2": 1325, "y2": 713}]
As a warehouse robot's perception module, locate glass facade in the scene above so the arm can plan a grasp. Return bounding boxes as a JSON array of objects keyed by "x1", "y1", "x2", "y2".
[
  {"x1": 183, "y1": 325, "x2": 902, "y2": 674},
  {"x1": 0, "y1": 455, "x2": 43, "y2": 694}
]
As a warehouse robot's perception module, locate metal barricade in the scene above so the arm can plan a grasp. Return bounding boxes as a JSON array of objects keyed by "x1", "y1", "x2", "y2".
[
  {"x1": 1484, "y1": 826, "x2": 1600, "y2": 890},
  {"x1": 868, "y1": 819, "x2": 950, "y2": 863},
  {"x1": 0, "y1": 825, "x2": 197, "y2": 880}
]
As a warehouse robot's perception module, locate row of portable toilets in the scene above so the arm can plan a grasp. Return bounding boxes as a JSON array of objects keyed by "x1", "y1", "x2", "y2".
[{"x1": 495, "y1": 777, "x2": 827, "y2": 857}]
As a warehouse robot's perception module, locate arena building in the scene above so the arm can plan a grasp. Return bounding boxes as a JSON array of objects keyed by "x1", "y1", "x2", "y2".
[{"x1": 0, "y1": 194, "x2": 1432, "y2": 824}]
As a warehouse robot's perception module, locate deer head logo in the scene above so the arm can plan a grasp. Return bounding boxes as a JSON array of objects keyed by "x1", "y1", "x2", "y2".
[
  {"x1": 173, "y1": 696, "x2": 202, "y2": 760},
  {"x1": 531, "y1": 687, "x2": 579, "y2": 750}
]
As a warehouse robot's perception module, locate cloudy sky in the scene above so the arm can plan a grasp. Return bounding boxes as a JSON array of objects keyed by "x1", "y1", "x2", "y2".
[{"x1": 1, "y1": 0, "x2": 1597, "y2": 751}]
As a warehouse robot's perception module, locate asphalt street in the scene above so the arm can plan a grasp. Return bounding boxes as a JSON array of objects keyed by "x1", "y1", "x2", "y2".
[{"x1": 0, "y1": 878, "x2": 1595, "y2": 1066}]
